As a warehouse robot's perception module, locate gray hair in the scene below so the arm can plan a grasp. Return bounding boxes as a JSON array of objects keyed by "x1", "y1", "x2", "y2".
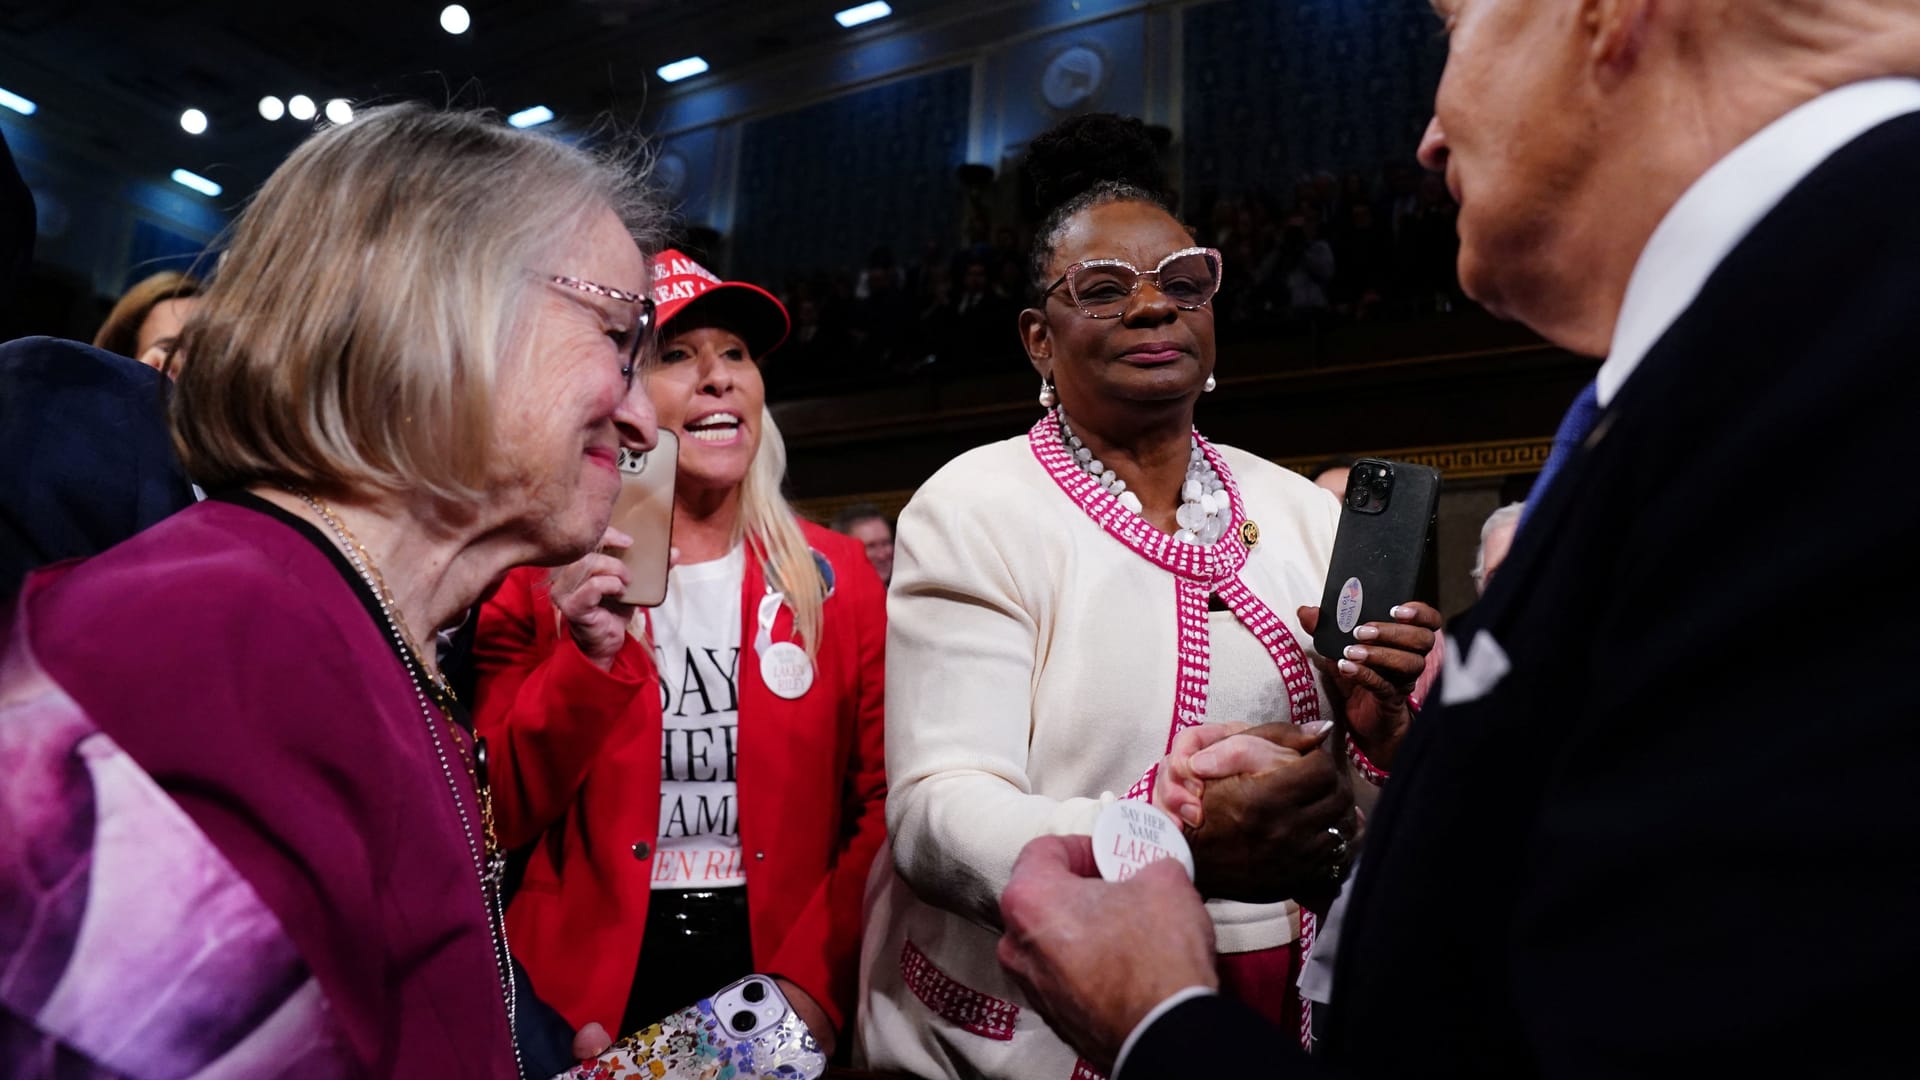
[
  {"x1": 174, "y1": 104, "x2": 665, "y2": 506},
  {"x1": 1471, "y1": 501, "x2": 1527, "y2": 586}
]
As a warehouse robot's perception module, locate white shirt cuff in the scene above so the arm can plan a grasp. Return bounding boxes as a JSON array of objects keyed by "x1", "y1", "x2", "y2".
[{"x1": 1113, "y1": 985, "x2": 1218, "y2": 1079}]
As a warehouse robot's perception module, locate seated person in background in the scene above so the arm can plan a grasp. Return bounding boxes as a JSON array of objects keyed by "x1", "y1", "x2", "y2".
[
  {"x1": 830, "y1": 501, "x2": 895, "y2": 587},
  {"x1": 474, "y1": 249, "x2": 887, "y2": 1057},
  {"x1": 1470, "y1": 501, "x2": 1523, "y2": 596},
  {"x1": 91, "y1": 270, "x2": 202, "y2": 373},
  {"x1": 0, "y1": 104, "x2": 664, "y2": 1078}
]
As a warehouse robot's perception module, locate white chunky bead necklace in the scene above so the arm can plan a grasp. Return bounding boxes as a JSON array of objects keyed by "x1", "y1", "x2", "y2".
[{"x1": 1058, "y1": 410, "x2": 1229, "y2": 545}]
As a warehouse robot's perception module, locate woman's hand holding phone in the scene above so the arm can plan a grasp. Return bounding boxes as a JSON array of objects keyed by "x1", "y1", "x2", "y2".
[
  {"x1": 772, "y1": 977, "x2": 836, "y2": 1057},
  {"x1": 548, "y1": 525, "x2": 639, "y2": 670},
  {"x1": 1300, "y1": 601, "x2": 1441, "y2": 770}
]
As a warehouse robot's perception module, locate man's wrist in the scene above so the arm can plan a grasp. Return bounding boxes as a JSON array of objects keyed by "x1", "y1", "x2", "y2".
[{"x1": 1112, "y1": 986, "x2": 1218, "y2": 1079}]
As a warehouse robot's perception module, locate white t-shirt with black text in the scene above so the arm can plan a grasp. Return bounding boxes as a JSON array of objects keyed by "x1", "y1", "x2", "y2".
[{"x1": 648, "y1": 545, "x2": 747, "y2": 890}]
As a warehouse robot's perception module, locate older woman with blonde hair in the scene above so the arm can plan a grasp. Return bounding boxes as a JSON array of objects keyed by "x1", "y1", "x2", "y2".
[
  {"x1": 0, "y1": 105, "x2": 663, "y2": 1078},
  {"x1": 474, "y1": 250, "x2": 888, "y2": 1055}
]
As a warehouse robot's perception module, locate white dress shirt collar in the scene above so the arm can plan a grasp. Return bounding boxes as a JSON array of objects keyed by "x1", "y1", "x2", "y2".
[{"x1": 1597, "y1": 77, "x2": 1920, "y2": 407}]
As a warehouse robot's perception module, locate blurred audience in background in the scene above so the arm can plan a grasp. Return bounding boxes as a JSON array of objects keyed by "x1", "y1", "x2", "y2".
[
  {"x1": 1471, "y1": 501, "x2": 1524, "y2": 596},
  {"x1": 829, "y1": 502, "x2": 895, "y2": 587}
]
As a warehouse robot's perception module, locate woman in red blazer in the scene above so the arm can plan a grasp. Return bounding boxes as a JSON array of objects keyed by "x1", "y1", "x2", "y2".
[{"x1": 473, "y1": 251, "x2": 887, "y2": 1055}]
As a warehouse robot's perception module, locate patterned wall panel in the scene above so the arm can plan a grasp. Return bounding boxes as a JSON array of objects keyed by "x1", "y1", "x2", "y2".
[
  {"x1": 1182, "y1": 0, "x2": 1447, "y2": 198},
  {"x1": 733, "y1": 65, "x2": 972, "y2": 283}
]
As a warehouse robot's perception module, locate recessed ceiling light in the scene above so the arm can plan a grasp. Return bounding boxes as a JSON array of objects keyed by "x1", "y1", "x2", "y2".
[
  {"x1": 835, "y1": 2, "x2": 892, "y2": 27},
  {"x1": 440, "y1": 4, "x2": 471, "y2": 34},
  {"x1": 507, "y1": 105, "x2": 555, "y2": 129},
  {"x1": 179, "y1": 108, "x2": 208, "y2": 135},
  {"x1": 0, "y1": 86, "x2": 36, "y2": 116},
  {"x1": 288, "y1": 95, "x2": 317, "y2": 121},
  {"x1": 258, "y1": 95, "x2": 285, "y2": 121},
  {"x1": 171, "y1": 168, "x2": 222, "y2": 198},
  {"x1": 325, "y1": 99, "x2": 354, "y2": 125},
  {"x1": 656, "y1": 56, "x2": 710, "y2": 83}
]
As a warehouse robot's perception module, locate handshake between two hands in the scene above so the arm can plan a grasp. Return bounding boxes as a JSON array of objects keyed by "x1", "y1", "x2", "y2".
[{"x1": 995, "y1": 601, "x2": 1439, "y2": 1072}]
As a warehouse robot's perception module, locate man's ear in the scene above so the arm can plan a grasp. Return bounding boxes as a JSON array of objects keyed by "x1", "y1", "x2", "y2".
[
  {"x1": 1019, "y1": 307, "x2": 1053, "y2": 378},
  {"x1": 1585, "y1": 0, "x2": 1653, "y2": 70}
]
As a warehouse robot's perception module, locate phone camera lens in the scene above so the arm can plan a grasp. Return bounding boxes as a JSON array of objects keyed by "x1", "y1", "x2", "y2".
[
  {"x1": 730, "y1": 1010, "x2": 757, "y2": 1033},
  {"x1": 742, "y1": 981, "x2": 767, "y2": 1003}
]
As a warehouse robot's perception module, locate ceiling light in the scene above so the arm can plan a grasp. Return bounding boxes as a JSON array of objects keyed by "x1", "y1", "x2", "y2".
[
  {"x1": 288, "y1": 95, "x2": 317, "y2": 121},
  {"x1": 507, "y1": 105, "x2": 554, "y2": 129},
  {"x1": 440, "y1": 4, "x2": 470, "y2": 34},
  {"x1": 171, "y1": 169, "x2": 222, "y2": 198},
  {"x1": 258, "y1": 95, "x2": 285, "y2": 121},
  {"x1": 324, "y1": 99, "x2": 354, "y2": 124},
  {"x1": 835, "y1": 2, "x2": 892, "y2": 27},
  {"x1": 179, "y1": 108, "x2": 208, "y2": 135},
  {"x1": 656, "y1": 56, "x2": 709, "y2": 83},
  {"x1": 0, "y1": 86, "x2": 36, "y2": 116}
]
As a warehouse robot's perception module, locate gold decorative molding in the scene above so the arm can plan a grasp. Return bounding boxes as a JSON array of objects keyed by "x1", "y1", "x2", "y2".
[
  {"x1": 1275, "y1": 436, "x2": 1555, "y2": 481},
  {"x1": 791, "y1": 436, "x2": 1552, "y2": 522}
]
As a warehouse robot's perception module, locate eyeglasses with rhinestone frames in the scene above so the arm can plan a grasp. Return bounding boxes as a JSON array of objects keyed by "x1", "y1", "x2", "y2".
[
  {"x1": 1041, "y1": 246, "x2": 1224, "y2": 319},
  {"x1": 547, "y1": 274, "x2": 657, "y2": 388}
]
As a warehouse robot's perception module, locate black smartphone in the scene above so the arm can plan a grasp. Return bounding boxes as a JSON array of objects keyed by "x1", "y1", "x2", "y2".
[{"x1": 1313, "y1": 458, "x2": 1441, "y2": 659}]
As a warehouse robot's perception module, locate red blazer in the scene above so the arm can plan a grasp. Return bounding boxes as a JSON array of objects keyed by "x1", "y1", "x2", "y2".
[{"x1": 473, "y1": 520, "x2": 888, "y2": 1037}]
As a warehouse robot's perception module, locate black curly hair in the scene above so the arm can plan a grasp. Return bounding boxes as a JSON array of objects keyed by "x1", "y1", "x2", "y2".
[{"x1": 1022, "y1": 113, "x2": 1176, "y2": 297}]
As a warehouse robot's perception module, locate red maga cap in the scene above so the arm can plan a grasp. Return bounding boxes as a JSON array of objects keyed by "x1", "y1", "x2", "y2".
[{"x1": 650, "y1": 249, "x2": 791, "y2": 361}]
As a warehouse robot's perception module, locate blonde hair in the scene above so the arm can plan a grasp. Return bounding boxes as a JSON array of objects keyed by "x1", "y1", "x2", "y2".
[
  {"x1": 172, "y1": 105, "x2": 663, "y2": 509},
  {"x1": 741, "y1": 409, "x2": 825, "y2": 659},
  {"x1": 93, "y1": 270, "x2": 201, "y2": 359}
]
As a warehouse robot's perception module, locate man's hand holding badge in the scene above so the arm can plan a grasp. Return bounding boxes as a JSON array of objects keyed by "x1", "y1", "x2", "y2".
[{"x1": 997, "y1": 804, "x2": 1213, "y2": 1073}]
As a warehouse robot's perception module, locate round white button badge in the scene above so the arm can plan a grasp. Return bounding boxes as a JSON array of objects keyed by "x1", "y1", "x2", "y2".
[
  {"x1": 760, "y1": 641, "x2": 815, "y2": 700},
  {"x1": 1091, "y1": 800, "x2": 1195, "y2": 883}
]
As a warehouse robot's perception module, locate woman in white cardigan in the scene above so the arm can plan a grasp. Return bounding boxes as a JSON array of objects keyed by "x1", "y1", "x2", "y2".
[{"x1": 857, "y1": 115, "x2": 1438, "y2": 1080}]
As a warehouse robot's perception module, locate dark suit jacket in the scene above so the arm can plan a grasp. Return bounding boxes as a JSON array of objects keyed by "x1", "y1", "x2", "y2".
[
  {"x1": 0, "y1": 337, "x2": 193, "y2": 601},
  {"x1": 1124, "y1": 113, "x2": 1920, "y2": 1078}
]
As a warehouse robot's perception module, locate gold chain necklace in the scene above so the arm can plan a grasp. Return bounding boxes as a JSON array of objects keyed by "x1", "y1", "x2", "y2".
[{"x1": 297, "y1": 494, "x2": 457, "y2": 708}]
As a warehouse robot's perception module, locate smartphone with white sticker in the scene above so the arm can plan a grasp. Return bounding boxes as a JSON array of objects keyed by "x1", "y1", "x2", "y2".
[
  {"x1": 606, "y1": 431, "x2": 677, "y2": 607},
  {"x1": 1313, "y1": 458, "x2": 1440, "y2": 660}
]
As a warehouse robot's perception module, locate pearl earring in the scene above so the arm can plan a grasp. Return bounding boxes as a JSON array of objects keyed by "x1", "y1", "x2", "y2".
[
  {"x1": 1203, "y1": 375, "x2": 1218, "y2": 393},
  {"x1": 1039, "y1": 380, "x2": 1058, "y2": 408}
]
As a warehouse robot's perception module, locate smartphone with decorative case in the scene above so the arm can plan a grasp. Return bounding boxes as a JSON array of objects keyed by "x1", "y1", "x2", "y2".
[{"x1": 553, "y1": 974, "x2": 826, "y2": 1080}]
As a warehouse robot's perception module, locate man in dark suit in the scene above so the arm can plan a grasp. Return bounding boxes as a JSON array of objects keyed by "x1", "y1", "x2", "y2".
[
  {"x1": 0, "y1": 337, "x2": 194, "y2": 600},
  {"x1": 995, "y1": 0, "x2": 1920, "y2": 1075}
]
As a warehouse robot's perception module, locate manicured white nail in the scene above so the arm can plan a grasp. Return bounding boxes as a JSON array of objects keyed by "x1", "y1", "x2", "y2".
[
  {"x1": 1344, "y1": 645, "x2": 1369, "y2": 662},
  {"x1": 1337, "y1": 659, "x2": 1359, "y2": 675},
  {"x1": 1391, "y1": 605, "x2": 1414, "y2": 619},
  {"x1": 1303, "y1": 720, "x2": 1334, "y2": 739},
  {"x1": 1353, "y1": 625, "x2": 1379, "y2": 641}
]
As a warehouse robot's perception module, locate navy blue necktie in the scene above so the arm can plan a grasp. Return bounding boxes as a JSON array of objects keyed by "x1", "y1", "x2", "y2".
[{"x1": 1521, "y1": 380, "x2": 1601, "y2": 528}]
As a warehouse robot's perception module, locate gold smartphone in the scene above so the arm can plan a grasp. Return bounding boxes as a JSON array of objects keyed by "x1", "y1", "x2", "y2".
[{"x1": 607, "y1": 430, "x2": 677, "y2": 607}]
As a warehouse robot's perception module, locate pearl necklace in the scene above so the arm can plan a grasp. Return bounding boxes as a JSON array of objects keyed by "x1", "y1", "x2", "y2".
[
  {"x1": 290, "y1": 490, "x2": 521, "y2": 1077},
  {"x1": 1058, "y1": 412, "x2": 1229, "y2": 545}
]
